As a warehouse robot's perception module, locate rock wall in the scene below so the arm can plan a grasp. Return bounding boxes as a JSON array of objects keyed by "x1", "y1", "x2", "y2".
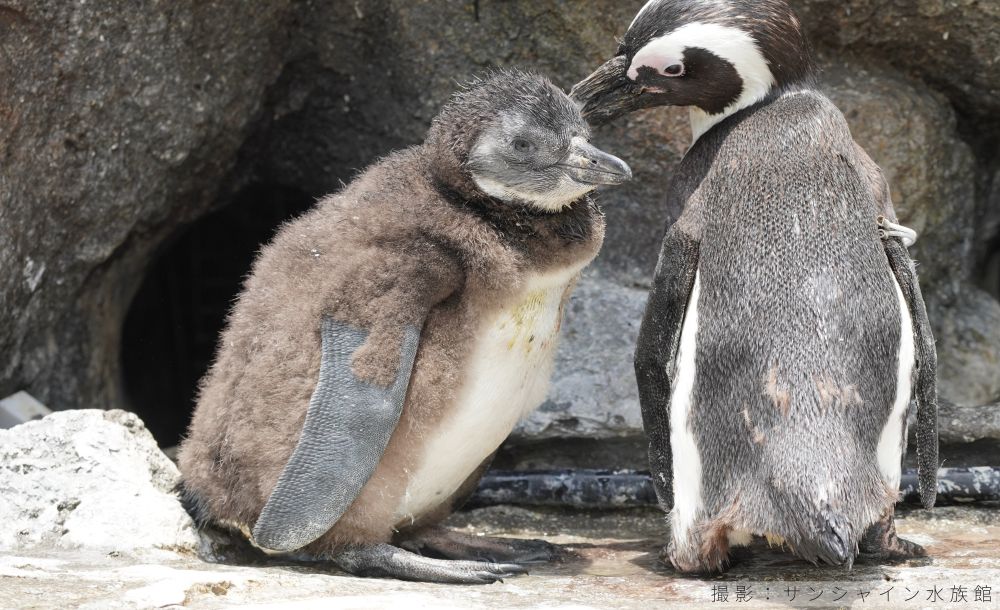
[
  {"x1": 795, "y1": 0, "x2": 1000, "y2": 129},
  {"x1": 1, "y1": 1, "x2": 998, "y2": 455},
  {"x1": 0, "y1": 1, "x2": 296, "y2": 410}
]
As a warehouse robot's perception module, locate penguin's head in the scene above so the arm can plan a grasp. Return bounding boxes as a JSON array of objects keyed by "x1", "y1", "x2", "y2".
[
  {"x1": 571, "y1": 0, "x2": 814, "y2": 139},
  {"x1": 427, "y1": 69, "x2": 631, "y2": 213}
]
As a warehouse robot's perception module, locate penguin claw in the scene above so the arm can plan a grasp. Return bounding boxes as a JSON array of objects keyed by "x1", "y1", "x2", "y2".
[
  {"x1": 401, "y1": 527, "x2": 561, "y2": 565},
  {"x1": 332, "y1": 543, "x2": 530, "y2": 584},
  {"x1": 494, "y1": 562, "x2": 530, "y2": 576},
  {"x1": 466, "y1": 561, "x2": 528, "y2": 584},
  {"x1": 860, "y1": 530, "x2": 927, "y2": 561}
]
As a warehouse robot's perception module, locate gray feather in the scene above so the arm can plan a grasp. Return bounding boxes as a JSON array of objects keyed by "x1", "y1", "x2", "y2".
[{"x1": 252, "y1": 317, "x2": 420, "y2": 552}]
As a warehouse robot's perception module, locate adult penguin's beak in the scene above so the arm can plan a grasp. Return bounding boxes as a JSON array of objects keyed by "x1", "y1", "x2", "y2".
[{"x1": 571, "y1": 55, "x2": 673, "y2": 126}]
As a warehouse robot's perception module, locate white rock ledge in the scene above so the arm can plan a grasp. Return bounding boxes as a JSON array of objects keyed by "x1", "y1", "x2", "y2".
[{"x1": 0, "y1": 409, "x2": 200, "y2": 553}]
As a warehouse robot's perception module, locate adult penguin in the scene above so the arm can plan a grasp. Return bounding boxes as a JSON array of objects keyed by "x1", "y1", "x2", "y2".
[{"x1": 571, "y1": 0, "x2": 937, "y2": 573}]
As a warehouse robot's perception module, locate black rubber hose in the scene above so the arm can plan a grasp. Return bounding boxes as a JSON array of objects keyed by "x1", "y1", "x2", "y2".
[{"x1": 469, "y1": 468, "x2": 1000, "y2": 509}]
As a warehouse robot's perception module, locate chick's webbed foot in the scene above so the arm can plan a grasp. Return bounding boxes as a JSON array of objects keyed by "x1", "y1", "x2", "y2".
[
  {"x1": 400, "y1": 525, "x2": 561, "y2": 564},
  {"x1": 332, "y1": 543, "x2": 528, "y2": 584}
]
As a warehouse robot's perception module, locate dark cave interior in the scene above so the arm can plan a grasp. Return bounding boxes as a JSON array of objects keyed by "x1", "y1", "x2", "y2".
[{"x1": 120, "y1": 184, "x2": 314, "y2": 447}]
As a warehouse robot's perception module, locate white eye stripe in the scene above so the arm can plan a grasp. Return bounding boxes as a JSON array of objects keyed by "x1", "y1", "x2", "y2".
[
  {"x1": 628, "y1": 51, "x2": 685, "y2": 80},
  {"x1": 627, "y1": 22, "x2": 776, "y2": 142},
  {"x1": 628, "y1": 22, "x2": 773, "y2": 88}
]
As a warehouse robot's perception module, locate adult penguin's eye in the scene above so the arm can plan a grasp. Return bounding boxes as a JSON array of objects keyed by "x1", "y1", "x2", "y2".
[
  {"x1": 512, "y1": 138, "x2": 534, "y2": 153},
  {"x1": 663, "y1": 63, "x2": 685, "y2": 77}
]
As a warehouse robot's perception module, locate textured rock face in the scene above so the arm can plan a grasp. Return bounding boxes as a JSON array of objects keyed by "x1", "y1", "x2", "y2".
[
  {"x1": 0, "y1": 409, "x2": 199, "y2": 552},
  {"x1": 517, "y1": 273, "x2": 648, "y2": 440},
  {"x1": 821, "y1": 58, "x2": 978, "y2": 296},
  {"x1": 792, "y1": 0, "x2": 1000, "y2": 127},
  {"x1": 982, "y1": 169, "x2": 1000, "y2": 298},
  {"x1": 0, "y1": 1, "x2": 295, "y2": 410},
  {"x1": 934, "y1": 285, "x2": 1000, "y2": 406},
  {"x1": 1, "y1": 0, "x2": 999, "y2": 452}
]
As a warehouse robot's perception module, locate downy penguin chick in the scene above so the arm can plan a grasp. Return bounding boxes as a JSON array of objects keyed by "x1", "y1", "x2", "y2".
[
  {"x1": 178, "y1": 69, "x2": 631, "y2": 584},
  {"x1": 572, "y1": 0, "x2": 938, "y2": 573}
]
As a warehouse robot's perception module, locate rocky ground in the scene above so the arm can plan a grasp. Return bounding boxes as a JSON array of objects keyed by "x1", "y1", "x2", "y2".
[
  {"x1": 2, "y1": 505, "x2": 998, "y2": 609},
  {"x1": 2, "y1": 411, "x2": 998, "y2": 610}
]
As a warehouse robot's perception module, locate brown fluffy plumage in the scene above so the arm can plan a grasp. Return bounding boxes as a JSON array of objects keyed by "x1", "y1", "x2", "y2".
[{"x1": 177, "y1": 71, "x2": 607, "y2": 556}]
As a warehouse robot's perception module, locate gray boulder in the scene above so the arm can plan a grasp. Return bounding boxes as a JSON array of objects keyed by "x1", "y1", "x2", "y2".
[
  {"x1": 934, "y1": 285, "x2": 1000, "y2": 407},
  {"x1": 0, "y1": 409, "x2": 199, "y2": 552},
  {"x1": 517, "y1": 272, "x2": 648, "y2": 440},
  {"x1": 938, "y1": 399, "x2": 1000, "y2": 444},
  {"x1": 793, "y1": 0, "x2": 1000, "y2": 125}
]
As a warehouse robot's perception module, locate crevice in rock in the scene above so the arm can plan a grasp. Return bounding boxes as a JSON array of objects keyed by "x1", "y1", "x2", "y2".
[
  {"x1": 116, "y1": 31, "x2": 427, "y2": 446},
  {"x1": 120, "y1": 184, "x2": 313, "y2": 447}
]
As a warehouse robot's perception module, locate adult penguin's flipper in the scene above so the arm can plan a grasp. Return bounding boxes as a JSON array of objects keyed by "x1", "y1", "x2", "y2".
[
  {"x1": 252, "y1": 316, "x2": 421, "y2": 552},
  {"x1": 881, "y1": 232, "x2": 939, "y2": 509},
  {"x1": 855, "y1": 143, "x2": 938, "y2": 509},
  {"x1": 633, "y1": 226, "x2": 700, "y2": 510}
]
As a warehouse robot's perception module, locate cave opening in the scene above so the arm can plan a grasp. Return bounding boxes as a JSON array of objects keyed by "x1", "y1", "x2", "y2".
[{"x1": 121, "y1": 184, "x2": 314, "y2": 448}]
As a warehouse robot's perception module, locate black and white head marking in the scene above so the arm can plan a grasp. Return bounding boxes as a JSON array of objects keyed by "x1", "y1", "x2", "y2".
[
  {"x1": 628, "y1": 19, "x2": 775, "y2": 141},
  {"x1": 572, "y1": 0, "x2": 815, "y2": 141}
]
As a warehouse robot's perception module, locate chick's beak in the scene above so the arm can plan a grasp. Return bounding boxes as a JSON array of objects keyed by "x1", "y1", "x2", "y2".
[
  {"x1": 558, "y1": 136, "x2": 632, "y2": 186},
  {"x1": 571, "y1": 55, "x2": 665, "y2": 126}
]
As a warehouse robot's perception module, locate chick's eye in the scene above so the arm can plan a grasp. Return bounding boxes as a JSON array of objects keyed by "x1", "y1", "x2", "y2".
[
  {"x1": 663, "y1": 63, "x2": 685, "y2": 77},
  {"x1": 512, "y1": 138, "x2": 534, "y2": 153}
]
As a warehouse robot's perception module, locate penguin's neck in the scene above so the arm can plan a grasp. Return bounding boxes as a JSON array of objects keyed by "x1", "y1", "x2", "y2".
[{"x1": 688, "y1": 78, "x2": 777, "y2": 145}]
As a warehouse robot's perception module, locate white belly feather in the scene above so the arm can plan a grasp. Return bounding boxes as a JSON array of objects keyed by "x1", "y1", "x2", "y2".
[
  {"x1": 394, "y1": 268, "x2": 581, "y2": 525},
  {"x1": 877, "y1": 272, "x2": 916, "y2": 489},
  {"x1": 670, "y1": 270, "x2": 704, "y2": 554}
]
